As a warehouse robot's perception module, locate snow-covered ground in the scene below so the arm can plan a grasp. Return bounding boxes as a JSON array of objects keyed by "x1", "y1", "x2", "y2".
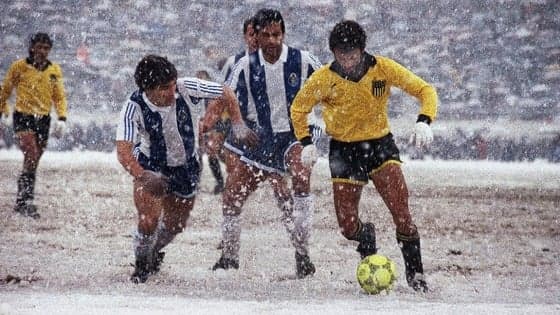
[{"x1": 0, "y1": 150, "x2": 559, "y2": 314}]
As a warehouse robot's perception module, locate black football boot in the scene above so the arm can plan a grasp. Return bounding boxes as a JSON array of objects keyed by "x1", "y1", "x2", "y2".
[
  {"x1": 397, "y1": 233, "x2": 428, "y2": 292},
  {"x1": 295, "y1": 252, "x2": 315, "y2": 279},
  {"x1": 212, "y1": 256, "x2": 239, "y2": 271},
  {"x1": 356, "y1": 222, "x2": 377, "y2": 259},
  {"x1": 130, "y1": 254, "x2": 152, "y2": 284},
  {"x1": 151, "y1": 251, "x2": 166, "y2": 273},
  {"x1": 14, "y1": 172, "x2": 40, "y2": 219}
]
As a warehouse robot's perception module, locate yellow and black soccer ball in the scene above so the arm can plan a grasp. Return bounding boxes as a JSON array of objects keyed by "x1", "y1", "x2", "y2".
[{"x1": 356, "y1": 254, "x2": 397, "y2": 294}]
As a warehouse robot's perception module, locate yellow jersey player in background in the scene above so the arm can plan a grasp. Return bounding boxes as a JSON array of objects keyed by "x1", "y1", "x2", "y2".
[
  {"x1": 290, "y1": 20, "x2": 437, "y2": 292},
  {"x1": 0, "y1": 32, "x2": 68, "y2": 219}
]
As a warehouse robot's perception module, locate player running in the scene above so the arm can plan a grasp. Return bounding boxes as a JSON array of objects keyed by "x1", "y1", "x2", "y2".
[
  {"x1": 212, "y1": 8, "x2": 323, "y2": 279},
  {"x1": 220, "y1": 16, "x2": 259, "y2": 83},
  {"x1": 116, "y1": 55, "x2": 256, "y2": 283},
  {"x1": 290, "y1": 20, "x2": 438, "y2": 292},
  {"x1": 0, "y1": 32, "x2": 68, "y2": 219}
]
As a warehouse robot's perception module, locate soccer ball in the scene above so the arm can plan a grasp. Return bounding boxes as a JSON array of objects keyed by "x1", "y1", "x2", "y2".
[{"x1": 356, "y1": 254, "x2": 397, "y2": 294}]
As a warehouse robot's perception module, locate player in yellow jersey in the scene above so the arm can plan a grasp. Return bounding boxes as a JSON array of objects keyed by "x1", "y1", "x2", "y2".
[
  {"x1": 0, "y1": 33, "x2": 68, "y2": 219},
  {"x1": 290, "y1": 21, "x2": 437, "y2": 292}
]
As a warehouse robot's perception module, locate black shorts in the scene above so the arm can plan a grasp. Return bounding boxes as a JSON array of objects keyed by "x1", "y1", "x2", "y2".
[
  {"x1": 137, "y1": 153, "x2": 201, "y2": 199},
  {"x1": 329, "y1": 133, "x2": 402, "y2": 185},
  {"x1": 13, "y1": 111, "x2": 51, "y2": 146}
]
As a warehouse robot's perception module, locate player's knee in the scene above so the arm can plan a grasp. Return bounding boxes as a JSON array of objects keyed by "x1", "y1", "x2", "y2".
[
  {"x1": 291, "y1": 174, "x2": 311, "y2": 195},
  {"x1": 223, "y1": 186, "x2": 249, "y2": 212},
  {"x1": 138, "y1": 215, "x2": 159, "y2": 233}
]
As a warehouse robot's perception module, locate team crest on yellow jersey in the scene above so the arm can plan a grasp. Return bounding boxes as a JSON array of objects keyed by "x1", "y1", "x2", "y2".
[{"x1": 372, "y1": 80, "x2": 386, "y2": 97}]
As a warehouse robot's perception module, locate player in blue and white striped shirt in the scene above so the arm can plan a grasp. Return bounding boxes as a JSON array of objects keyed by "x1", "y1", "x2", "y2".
[
  {"x1": 220, "y1": 16, "x2": 258, "y2": 83},
  {"x1": 213, "y1": 8, "x2": 323, "y2": 279},
  {"x1": 116, "y1": 55, "x2": 256, "y2": 283}
]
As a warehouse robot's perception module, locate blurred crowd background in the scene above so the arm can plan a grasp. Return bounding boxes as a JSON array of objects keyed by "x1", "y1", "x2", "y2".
[{"x1": 1, "y1": 0, "x2": 559, "y2": 162}]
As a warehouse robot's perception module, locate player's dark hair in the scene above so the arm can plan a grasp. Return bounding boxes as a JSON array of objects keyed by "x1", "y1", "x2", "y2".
[
  {"x1": 243, "y1": 16, "x2": 256, "y2": 34},
  {"x1": 254, "y1": 8, "x2": 285, "y2": 34},
  {"x1": 134, "y1": 55, "x2": 177, "y2": 91},
  {"x1": 30, "y1": 32, "x2": 53, "y2": 48},
  {"x1": 329, "y1": 20, "x2": 367, "y2": 52},
  {"x1": 28, "y1": 32, "x2": 53, "y2": 57},
  {"x1": 195, "y1": 69, "x2": 211, "y2": 80}
]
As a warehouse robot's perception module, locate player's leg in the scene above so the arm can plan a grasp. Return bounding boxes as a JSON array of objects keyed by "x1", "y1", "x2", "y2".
[
  {"x1": 371, "y1": 163, "x2": 427, "y2": 292},
  {"x1": 15, "y1": 131, "x2": 40, "y2": 214},
  {"x1": 332, "y1": 182, "x2": 377, "y2": 258},
  {"x1": 204, "y1": 129, "x2": 225, "y2": 194},
  {"x1": 267, "y1": 173, "x2": 314, "y2": 278},
  {"x1": 13, "y1": 113, "x2": 49, "y2": 218},
  {"x1": 284, "y1": 143, "x2": 315, "y2": 278},
  {"x1": 151, "y1": 194, "x2": 195, "y2": 272},
  {"x1": 130, "y1": 180, "x2": 164, "y2": 283},
  {"x1": 329, "y1": 139, "x2": 378, "y2": 258},
  {"x1": 150, "y1": 159, "x2": 200, "y2": 274},
  {"x1": 209, "y1": 156, "x2": 224, "y2": 193},
  {"x1": 158, "y1": 195, "x2": 194, "y2": 246},
  {"x1": 213, "y1": 150, "x2": 260, "y2": 270},
  {"x1": 286, "y1": 144, "x2": 313, "y2": 221}
]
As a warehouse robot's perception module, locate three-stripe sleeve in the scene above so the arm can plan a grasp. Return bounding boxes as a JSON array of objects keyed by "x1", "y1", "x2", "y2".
[
  {"x1": 116, "y1": 100, "x2": 139, "y2": 143},
  {"x1": 177, "y1": 77, "x2": 223, "y2": 100}
]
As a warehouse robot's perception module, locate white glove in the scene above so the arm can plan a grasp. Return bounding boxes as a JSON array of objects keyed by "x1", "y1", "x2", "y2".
[
  {"x1": 409, "y1": 122, "x2": 433, "y2": 148},
  {"x1": 301, "y1": 145, "x2": 318, "y2": 168},
  {"x1": 52, "y1": 120, "x2": 67, "y2": 138},
  {"x1": 1, "y1": 113, "x2": 12, "y2": 128},
  {"x1": 231, "y1": 122, "x2": 258, "y2": 147},
  {"x1": 310, "y1": 124, "x2": 323, "y2": 143}
]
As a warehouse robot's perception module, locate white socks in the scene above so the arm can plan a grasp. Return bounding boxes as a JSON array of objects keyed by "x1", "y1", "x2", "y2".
[
  {"x1": 221, "y1": 214, "x2": 242, "y2": 261},
  {"x1": 284, "y1": 195, "x2": 313, "y2": 256}
]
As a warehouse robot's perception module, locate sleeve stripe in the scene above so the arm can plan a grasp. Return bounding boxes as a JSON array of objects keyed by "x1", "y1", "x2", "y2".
[
  {"x1": 197, "y1": 81, "x2": 223, "y2": 96},
  {"x1": 226, "y1": 60, "x2": 243, "y2": 87},
  {"x1": 183, "y1": 78, "x2": 223, "y2": 98},
  {"x1": 124, "y1": 102, "x2": 136, "y2": 141},
  {"x1": 307, "y1": 53, "x2": 322, "y2": 70}
]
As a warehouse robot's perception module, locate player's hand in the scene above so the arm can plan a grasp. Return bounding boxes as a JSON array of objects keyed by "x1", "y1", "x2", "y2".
[
  {"x1": 52, "y1": 119, "x2": 67, "y2": 138},
  {"x1": 301, "y1": 145, "x2": 318, "y2": 168},
  {"x1": 0, "y1": 112, "x2": 12, "y2": 128},
  {"x1": 135, "y1": 170, "x2": 169, "y2": 196},
  {"x1": 310, "y1": 124, "x2": 323, "y2": 143},
  {"x1": 231, "y1": 123, "x2": 259, "y2": 147},
  {"x1": 409, "y1": 122, "x2": 433, "y2": 148}
]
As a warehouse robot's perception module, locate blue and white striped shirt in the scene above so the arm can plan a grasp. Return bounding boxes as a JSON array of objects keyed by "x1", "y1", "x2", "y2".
[
  {"x1": 226, "y1": 44, "x2": 322, "y2": 134},
  {"x1": 221, "y1": 49, "x2": 250, "y2": 83},
  {"x1": 116, "y1": 77, "x2": 223, "y2": 167}
]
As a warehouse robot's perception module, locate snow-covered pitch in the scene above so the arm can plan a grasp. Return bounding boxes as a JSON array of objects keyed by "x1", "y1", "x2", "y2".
[{"x1": 0, "y1": 150, "x2": 558, "y2": 314}]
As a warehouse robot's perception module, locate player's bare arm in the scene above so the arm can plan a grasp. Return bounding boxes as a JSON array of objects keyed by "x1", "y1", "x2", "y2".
[
  {"x1": 202, "y1": 86, "x2": 258, "y2": 146},
  {"x1": 116, "y1": 140, "x2": 144, "y2": 178}
]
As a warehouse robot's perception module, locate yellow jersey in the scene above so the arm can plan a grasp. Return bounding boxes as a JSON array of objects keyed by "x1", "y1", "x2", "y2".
[
  {"x1": 291, "y1": 54, "x2": 437, "y2": 142},
  {"x1": 0, "y1": 58, "x2": 67, "y2": 118}
]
